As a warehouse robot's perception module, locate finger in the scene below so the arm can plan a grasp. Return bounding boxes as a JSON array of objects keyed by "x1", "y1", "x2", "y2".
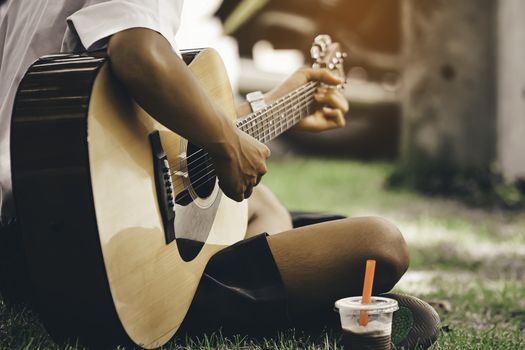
[
  {"x1": 231, "y1": 186, "x2": 244, "y2": 202},
  {"x1": 298, "y1": 110, "x2": 341, "y2": 132},
  {"x1": 228, "y1": 181, "x2": 245, "y2": 202},
  {"x1": 244, "y1": 184, "x2": 254, "y2": 199},
  {"x1": 258, "y1": 162, "x2": 268, "y2": 176},
  {"x1": 305, "y1": 68, "x2": 344, "y2": 86},
  {"x1": 221, "y1": 185, "x2": 244, "y2": 202},
  {"x1": 254, "y1": 139, "x2": 272, "y2": 158},
  {"x1": 315, "y1": 90, "x2": 349, "y2": 113},
  {"x1": 322, "y1": 107, "x2": 346, "y2": 128},
  {"x1": 255, "y1": 174, "x2": 263, "y2": 186},
  {"x1": 263, "y1": 145, "x2": 271, "y2": 158},
  {"x1": 316, "y1": 86, "x2": 339, "y2": 94}
]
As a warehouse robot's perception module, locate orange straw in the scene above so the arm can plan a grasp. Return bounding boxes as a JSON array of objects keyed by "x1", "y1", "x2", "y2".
[{"x1": 359, "y1": 259, "x2": 376, "y2": 326}]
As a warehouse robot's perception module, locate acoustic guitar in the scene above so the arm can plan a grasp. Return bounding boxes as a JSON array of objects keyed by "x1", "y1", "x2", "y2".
[{"x1": 10, "y1": 35, "x2": 346, "y2": 348}]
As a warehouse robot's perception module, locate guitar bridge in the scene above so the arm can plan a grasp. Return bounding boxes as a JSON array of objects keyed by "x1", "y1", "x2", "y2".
[{"x1": 149, "y1": 130, "x2": 176, "y2": 244}]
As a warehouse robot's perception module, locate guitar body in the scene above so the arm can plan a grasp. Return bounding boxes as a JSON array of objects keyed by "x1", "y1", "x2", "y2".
[
  {"x1": 11, "y1": 35, "x2": 344, "y2": 349},
  {"x1": 11, "y1": 49, "x2": 248, "y2": 348}
]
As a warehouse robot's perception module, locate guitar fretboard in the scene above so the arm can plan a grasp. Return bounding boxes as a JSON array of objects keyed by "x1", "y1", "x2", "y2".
[{"x1": 236, "y1": 82, "x2": 319, "y2": 143}]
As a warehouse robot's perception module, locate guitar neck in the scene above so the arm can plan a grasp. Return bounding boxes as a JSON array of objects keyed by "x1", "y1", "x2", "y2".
[{"x1": 236, "y1": 81, "x2": 319, "y2": 143}]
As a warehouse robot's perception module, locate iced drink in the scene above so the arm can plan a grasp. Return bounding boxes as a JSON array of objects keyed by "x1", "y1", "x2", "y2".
[{"x1": 335, "y1": 296, "x2": 398, "y2": 350}]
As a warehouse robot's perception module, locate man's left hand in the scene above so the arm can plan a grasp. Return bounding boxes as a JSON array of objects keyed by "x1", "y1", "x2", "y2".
[{"x1": 266, "y1": 68, "x2": 349, "y2": 132}]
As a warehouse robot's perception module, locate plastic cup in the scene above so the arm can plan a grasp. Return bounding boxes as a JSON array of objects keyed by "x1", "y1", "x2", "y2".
[{"x1": 335, "y1": 296, "x2": 399, "y2": 350}]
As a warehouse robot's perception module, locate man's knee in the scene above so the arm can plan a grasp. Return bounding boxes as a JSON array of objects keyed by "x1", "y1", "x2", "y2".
[
  {"x1": 334, "y1": 216, "x2": 409, "y2": 293},
  {"x1": 246, "y1": 184, "x2": 292, "y2": 237},
  {"x1": 367, "y1": 216, "x2": 409, "y2": 267},
  {"x1": 362, "y1": 216, "x2": 409, "y2": 292}
]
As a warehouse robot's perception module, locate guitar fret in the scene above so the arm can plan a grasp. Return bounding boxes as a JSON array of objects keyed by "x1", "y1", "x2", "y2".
[{"x1": 237, "y1": 81, "x2": 319, "y2": 143}]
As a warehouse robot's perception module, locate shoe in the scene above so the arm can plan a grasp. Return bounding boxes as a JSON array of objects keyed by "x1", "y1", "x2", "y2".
[{"x1": 383, "y1": 293, "x2": 441, "y2": 349}]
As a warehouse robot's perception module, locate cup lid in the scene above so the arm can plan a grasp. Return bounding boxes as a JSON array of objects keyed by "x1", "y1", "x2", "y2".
[{"x1": 335, "y1": 296, "x2": 399, "y2": 314}]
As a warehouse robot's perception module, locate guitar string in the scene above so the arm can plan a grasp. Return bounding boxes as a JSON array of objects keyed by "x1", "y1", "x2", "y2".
[
  {"x1": 172, "y1": 101, "x2": 316, "y2": 204},
  {"x1": 173, "y1": 91, "x2": 317, "y2": 194},
  {"x1": 169, "y1": 87, "x2": 317, "y2": 193},
  {"x1": 167, "y1": 86, "x2": 317, "y2": 191},
  {"x1": 170, "y1": 94, "x2": 317, "y2": 202},
  {"x1": 167, "y1": 82, "x2": 317, "y2": 174},
  {"x1": 251, "y1": 85, "x2": 313, "y2": 143},
  {"x1": 172, "y1": 98, "x2": 317, "y2": 203},
  {"x1": 167, "y1": 89, "x2": 316, "y2": 189},
  {"x1": 238, "y1": 82, "x2": 317, "y2": 141},
  {"x1": 167, "y1": 83, "x2": 318, "y2": 179},
  {"x1": 166, "y1": 91, "x2": 318, "y2": 194},
  {"x1": 169, "y1": 95, "x2": 317, "y2": 201}
]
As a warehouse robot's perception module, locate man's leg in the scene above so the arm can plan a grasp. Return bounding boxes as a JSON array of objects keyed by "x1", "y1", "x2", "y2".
[
  {"x1": 266, "y1": 216, "x2": 409, "y2": 319},
  {"x1": 246, "y1": 185, "x2": 408, "y2": 317},
  {"x1": 246, "y1": 184, "x2": 293, "y2": 238},
  {"x1": 182, "y1": 216, "x2": 410, "y2": 335},
  {"x1": 184, "y1": 191, "x2": 414, "y2": 338}
]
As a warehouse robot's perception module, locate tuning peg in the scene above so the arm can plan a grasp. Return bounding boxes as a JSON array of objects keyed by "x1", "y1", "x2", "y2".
[
  {"x1": 311, "y1": 34, "x2": 333, "y2": 62},
  {"x1": 310, "y1": 45, "x2": 322, "y2": 61},
  {"x1": 314, "y1": 34, "x2": 332, "y2": 49}
]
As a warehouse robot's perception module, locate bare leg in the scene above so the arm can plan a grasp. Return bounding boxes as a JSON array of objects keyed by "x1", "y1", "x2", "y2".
[
  {"x1": 266, "y1": 217, "x2": 409, "y2": 318},
  {"x1": 246, "y1": 184, "x2": 293, "y2": 238}
]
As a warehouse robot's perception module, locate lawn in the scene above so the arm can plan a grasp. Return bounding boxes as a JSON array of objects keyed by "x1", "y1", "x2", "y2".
[{"x1": 1, "y1": 158, "x2": 524, "y2": 349}]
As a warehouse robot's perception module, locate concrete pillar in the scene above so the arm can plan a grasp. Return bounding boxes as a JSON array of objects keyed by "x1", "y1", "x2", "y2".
[
  {"x1": 497, "y1": 0, "x2": 525, "y2": 180},
  {"x1": 400, "y1": 0, "x2": 497, "y2": 175}
]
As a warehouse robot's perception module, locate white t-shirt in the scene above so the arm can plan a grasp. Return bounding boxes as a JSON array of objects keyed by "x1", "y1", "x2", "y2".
[{"x1": 0, "y1": 0, "x2": 184, "y2": 222}]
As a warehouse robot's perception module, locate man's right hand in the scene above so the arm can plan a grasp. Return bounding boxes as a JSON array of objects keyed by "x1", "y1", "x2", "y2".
[
  {"x1": 108, "y1": 29, "x2": 270, "y2": 202},
  {"x1": 208, "y1": 128, "x2": 270, "y2": 202}
]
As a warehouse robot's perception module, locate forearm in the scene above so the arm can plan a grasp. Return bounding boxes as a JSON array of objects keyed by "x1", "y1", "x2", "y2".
[{"x1": 108, "y1": 28, "x2": 236, "y2": 154}]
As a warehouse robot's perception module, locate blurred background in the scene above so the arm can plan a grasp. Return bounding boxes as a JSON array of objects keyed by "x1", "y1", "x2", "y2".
[
  {"x1": 0, "y1": 0, "x2": 523, "y2": 349},
  {"x1": 176, "y1": 1, "x2": 525, "y2": 348},
  {"x1": 176, "y1": 0, "x2": 525, "y2": 204}
]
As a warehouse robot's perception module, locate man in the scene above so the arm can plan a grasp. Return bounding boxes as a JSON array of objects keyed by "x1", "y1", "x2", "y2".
[{"x1": 0, "y1": 0, "x2": 440, "y2": 348}]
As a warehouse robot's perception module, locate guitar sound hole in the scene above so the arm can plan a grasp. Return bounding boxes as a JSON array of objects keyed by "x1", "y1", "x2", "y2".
[{"x1": 187, "y1": 143, "x2": 216, "y2": 199}]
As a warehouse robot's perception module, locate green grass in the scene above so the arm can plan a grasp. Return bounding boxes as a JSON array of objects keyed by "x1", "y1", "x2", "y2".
[
  {"x1": 264, "y1": 158, "x2": 418, "y2": 215},
  {"x1": 1, "y1": 158, "x2": 524, "y2": 349},
  {"x1": 402, "y1": 279, "x2": 525, "y2": 350}
]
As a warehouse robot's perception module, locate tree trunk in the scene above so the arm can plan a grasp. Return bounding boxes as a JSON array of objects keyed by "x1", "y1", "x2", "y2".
[{"x1": 400, "y1": 0, "x2": 497, "y2": 176}]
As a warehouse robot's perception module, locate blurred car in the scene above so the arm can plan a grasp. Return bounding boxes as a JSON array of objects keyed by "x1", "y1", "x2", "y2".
[{"x1": 216, "y1": 0, "x2": 402, "y2": 159}]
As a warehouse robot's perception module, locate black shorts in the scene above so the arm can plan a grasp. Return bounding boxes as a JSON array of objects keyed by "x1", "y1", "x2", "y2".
[{"x1": 179, "y1": 233, "x2": 291, "y2": 336}]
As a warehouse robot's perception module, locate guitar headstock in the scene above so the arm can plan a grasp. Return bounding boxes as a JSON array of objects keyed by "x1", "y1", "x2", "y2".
[{"x1": 310, "y1": 34, "x2": 347, "y2": 83}]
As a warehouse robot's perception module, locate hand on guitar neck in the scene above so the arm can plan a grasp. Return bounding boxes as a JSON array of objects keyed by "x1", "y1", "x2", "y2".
[{"x1": 265, "y1": 68, "x2": 349, "y2": 132}]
